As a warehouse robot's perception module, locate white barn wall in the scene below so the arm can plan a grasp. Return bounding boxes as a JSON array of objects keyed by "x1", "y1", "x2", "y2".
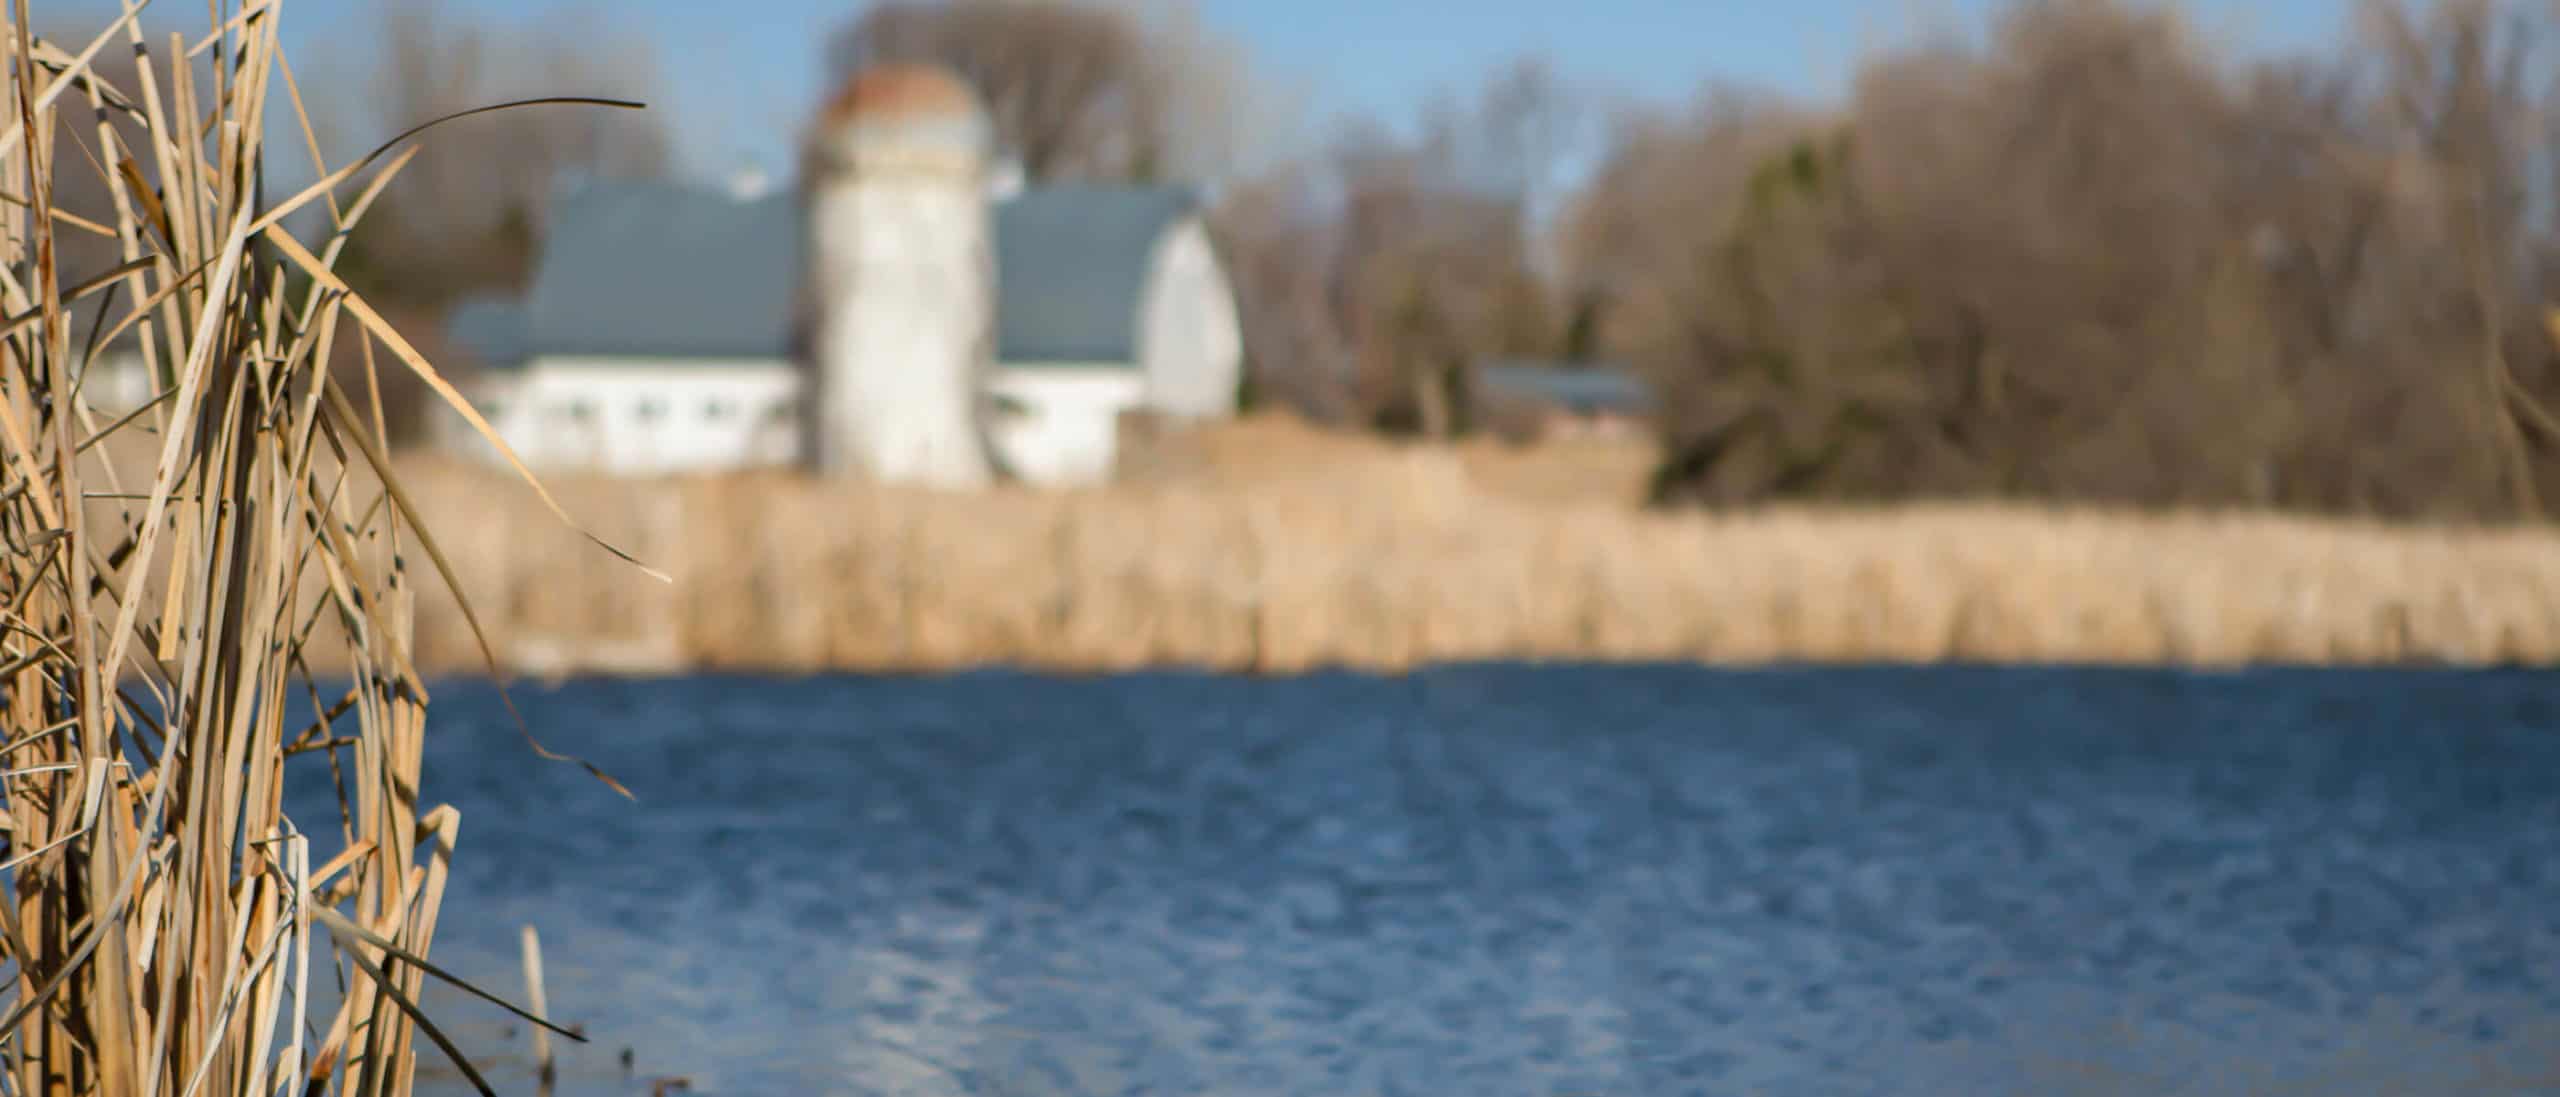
[
  {"x1": 1137, "y1": 217, "x2": 1245, "y2": 421},
  {"x1": 441, "y1": 359, "x2": 802, "y2": 475},
  {"x1": 985, "y1": 367, "x2": 1147, "y2": 485}
]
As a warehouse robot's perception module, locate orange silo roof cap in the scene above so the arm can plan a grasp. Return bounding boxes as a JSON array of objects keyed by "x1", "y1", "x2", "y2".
[
  {"x1": 817, "y1": 63, "x2": 984, "y2": 128},
  {"x1": 805, "y1": 62, "x2": 993, "y2": 173}
]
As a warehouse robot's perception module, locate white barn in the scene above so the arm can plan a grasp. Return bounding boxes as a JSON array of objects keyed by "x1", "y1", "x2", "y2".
[
  {"x1": 984, "y1": 184, "x2": 1243, "y2": 484},
  {"x1": 435, "y1": 68, "x2": 1244, "y2": 487}
]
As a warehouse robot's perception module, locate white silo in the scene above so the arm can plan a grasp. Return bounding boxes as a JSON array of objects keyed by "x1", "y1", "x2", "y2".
[{"x1": 798, "y1": 63, "x2": 1001, "y2": 487}]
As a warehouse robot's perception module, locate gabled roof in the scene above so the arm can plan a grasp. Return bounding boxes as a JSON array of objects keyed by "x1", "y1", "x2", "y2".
[
  {"x1": 520, "y1": 180, "x2": 803, "y2": 361},
  {"x1": 992, "y1": 184, "x2": 1199, "y2": 365},
  {"x1": 446, "y1": 293, "x2": 530, "y2": 370},
  {"x1": 476, "y1": 179, "x2": 1200, "y2": 370}
]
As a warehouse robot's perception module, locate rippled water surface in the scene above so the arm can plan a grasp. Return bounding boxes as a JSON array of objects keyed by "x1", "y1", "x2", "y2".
[{"x1": 303, "y1": 665, "x2": 2560, "y2": 1096}]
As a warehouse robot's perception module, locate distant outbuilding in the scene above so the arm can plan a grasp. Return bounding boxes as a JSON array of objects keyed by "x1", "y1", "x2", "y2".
[{"x1": 1471, "y1": 359, "x2": 1654, "y2": 440}]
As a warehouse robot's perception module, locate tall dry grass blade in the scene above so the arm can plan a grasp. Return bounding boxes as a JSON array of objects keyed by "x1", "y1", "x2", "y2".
[
  {"x1": 0, "y1": 5, "x2": 655, "y2": 1094},
  {"x1": 263, "y1": 225, "x2": 668, "y2": 583},
  {"x1": 0, "y1": 6, "x2": 147, "y2": 163},
  {"x1": 314, "y1": 382, "x2": 635, "y2": 799},
  {"x1": 247, "y1": 96, "x2": 645, "y2": 240},
  {"x1": 317, "y1": 934, "x2": 499, "y2": 1097},
  {"x1": 310, "y1": 907, "x2": 586, "y2": 1042},
  {"x1": 0, "y1": 256, "x2": 154, "y2": 338}
]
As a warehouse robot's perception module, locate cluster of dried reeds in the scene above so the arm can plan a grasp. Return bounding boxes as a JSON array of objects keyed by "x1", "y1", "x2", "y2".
[
  {"x1": 0, "y1": 4, "x2": 642, "y2": 1095},
  {"x1": 390, "y1": 430, "x2": 2560, "y2": 678}
]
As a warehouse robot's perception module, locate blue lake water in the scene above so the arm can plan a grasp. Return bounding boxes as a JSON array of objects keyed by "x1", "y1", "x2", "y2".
[{"x1": 298, "y1": 665, "x2": 2560, "y2": 1097}]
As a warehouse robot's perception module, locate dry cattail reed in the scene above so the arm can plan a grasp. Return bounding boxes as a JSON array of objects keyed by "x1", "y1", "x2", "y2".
[{"x1": 0, "y1": 4, "x2": 647, "y2": 1095}]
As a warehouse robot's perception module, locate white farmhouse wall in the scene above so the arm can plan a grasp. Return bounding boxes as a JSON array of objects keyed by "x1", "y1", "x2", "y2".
[
  {"x1": 442, "y1": 359, "x2": 803, "y2": 475},
  {"x1": 1137, "y1": 217, "x2": 1244, "y2": 421},
  {"x1": 984, "y1": 367, "x2": 1145, "y2": 486}
]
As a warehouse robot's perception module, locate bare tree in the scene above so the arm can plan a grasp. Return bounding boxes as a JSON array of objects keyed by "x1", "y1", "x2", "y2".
[
  {"x1": 1089, "y1": 0, "x2": 1299, "y2": 183},
  {"x1": 1561, "y1": 0, "x2": 2560, "y2": 520},
  {"x1": 1207, "y1": 167, "x2": 1358, "y2": 419},
  {"x1": 2353, "y1": 0, "x2": 2556, "y2": 516},
  {"x1": 1331, "y1": 134, "x2": 1524, "y2": 436},
  {"x1": 1431, "y1": 57, "x2": 1599, "y2": 270},
  {"x1": 827, "y1": 0, "x2": 1282, "y2": 185},
  {"x1": 320, "y1": 0, "x2": 674, "y2": 307},
  {"x1": 1205, "y1": 58, "x2": 1593, "y2": 435},
  {"x1": 827, "y1": 0, "x2": 1172, "y2": 182}
]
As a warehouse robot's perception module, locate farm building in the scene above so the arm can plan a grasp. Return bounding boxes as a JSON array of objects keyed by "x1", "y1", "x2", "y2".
[
  {"x1": 984, "y1": 184, "x2": 1241, "y2": 483},
  {"x1": 434, "y1": 181, "x2": 1242, "y2": 484},
  {"x1": 428, "y1": 64, "x2": 1244, "y2": 487},
  {"x1": 1472, "y1": 360, "x2": 1654, "y2": 440},
  {"x1": 437, "y1": 180, "x2": 807, "y2": 475}
]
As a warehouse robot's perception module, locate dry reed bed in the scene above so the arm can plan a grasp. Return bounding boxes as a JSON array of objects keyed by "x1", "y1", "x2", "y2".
[
  {"x1": 1, "y1": 6, "x2": 623, "y2": 1096},
  {"x1": 382, "y1": 448, "x2": 2560, "y2": 677}
]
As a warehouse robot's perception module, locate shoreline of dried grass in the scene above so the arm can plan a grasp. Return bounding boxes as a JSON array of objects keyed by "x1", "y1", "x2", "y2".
[{"x1": 375, "y1": 446, "x2": 2560, "y2": 678}]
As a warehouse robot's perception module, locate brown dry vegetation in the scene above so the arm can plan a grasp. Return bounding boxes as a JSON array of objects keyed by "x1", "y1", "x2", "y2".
[
  {"x1": 1, "y1": 5, "x2": 626, "y2": 1096},
  {"x1": 1191, "y1": 0, "x2": 2560, "y2": 521},
  {"x1": 1565, "y1": 0, "x2": 2560, "y2": 518},
  {"x1": 385, "y1": 416, "x2": 2560, "y2": 679}
]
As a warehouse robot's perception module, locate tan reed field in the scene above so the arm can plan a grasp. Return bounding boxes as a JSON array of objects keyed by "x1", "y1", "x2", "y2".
[
  {"x1": 0, "y1": 5, "x2": 647, "y2": 1095},
  {"x1": 388, "y1": 420, "x2": 2560, "y2": 678}
]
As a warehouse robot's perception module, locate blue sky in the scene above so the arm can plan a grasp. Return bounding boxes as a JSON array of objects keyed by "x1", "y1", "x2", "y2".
[{"x1": 70, "y1": 0, "x2": 2362, "y2": 184}]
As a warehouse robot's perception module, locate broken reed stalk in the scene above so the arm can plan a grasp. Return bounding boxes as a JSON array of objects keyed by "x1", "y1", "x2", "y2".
[
  {"x1": 0, "y1": 4, "x2": 646, "y2": 1095},
  {"x1": 521, "y1": 925, "x2": 553, "y2": 1093}
]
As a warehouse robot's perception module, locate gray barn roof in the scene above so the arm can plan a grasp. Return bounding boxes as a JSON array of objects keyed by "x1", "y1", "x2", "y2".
[
  {"x1": 521, "y1": 181, "x2": 803, "y2": 361},
  {"x1": 474, "y1": 179, "x2": 1200, "y2": 369},
  {"x1": 992, "y1": 184, "x2": 1197, "y2": 364},
  {"x1": 446, "y1": 293, "x2": 530, "y2": 369}
]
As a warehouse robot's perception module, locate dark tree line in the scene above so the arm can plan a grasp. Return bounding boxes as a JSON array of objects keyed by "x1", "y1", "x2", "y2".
[{"x1": 1559, "y1": 0, "x2": 2560, "y2": 520}]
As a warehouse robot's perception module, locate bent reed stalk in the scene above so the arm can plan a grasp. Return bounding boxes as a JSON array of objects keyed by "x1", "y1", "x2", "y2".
[{"x1": 0, "y1": 4, "x2": 645, "y2": 1096}]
